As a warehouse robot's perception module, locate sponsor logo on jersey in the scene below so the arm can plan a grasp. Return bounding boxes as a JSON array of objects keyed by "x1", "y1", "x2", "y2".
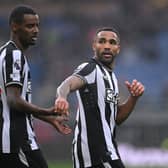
[{"x1": 105, "y1": 88, "x2": 119, "y2": 104}]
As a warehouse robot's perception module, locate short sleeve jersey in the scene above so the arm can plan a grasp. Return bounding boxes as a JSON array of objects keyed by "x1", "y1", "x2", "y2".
[
  {"x1": 72, "y1": 58, "x2": 120, "y2": 167},
  {"x1": 0, "y1": 41, "x2": 39, "y2": 153}
]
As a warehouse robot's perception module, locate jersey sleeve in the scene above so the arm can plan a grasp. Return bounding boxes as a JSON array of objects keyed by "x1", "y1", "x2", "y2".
[
  {"x1": 73, "y1": 61, "x2": 96, "y2": 84},
  {"x1": 4, "y1": 48, "x2": 24, "y2": 87}
]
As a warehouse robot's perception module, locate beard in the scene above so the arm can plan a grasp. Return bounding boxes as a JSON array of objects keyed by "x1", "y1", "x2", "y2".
[
  {"x1": 23, "y1": 39, "x2": 37, "y2": 50},
  {"x1": 97, "y1": 52, "x2": 115, "y2": 67}
]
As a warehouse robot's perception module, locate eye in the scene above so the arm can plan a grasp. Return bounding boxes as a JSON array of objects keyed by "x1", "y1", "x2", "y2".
[
  {"x1": 98, "y1": 38, "x2": 106, "y2": 44},
  {"x1": 109, "y1": 39, "x2": 118, "y2": 45},
  {"x1": 26, "y1": 24, "x2": 34, "y2": 28}
]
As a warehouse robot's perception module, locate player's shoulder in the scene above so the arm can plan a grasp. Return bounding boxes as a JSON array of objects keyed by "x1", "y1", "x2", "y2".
[
  {"x1": 74, "y1": 59, "x2": 97, "y2": 76},
  {"x1": 4, "y1": 41, "x2": 23, "y2": 58},
  {"x1": 6, "y1": 41, "x2": 20, "y2": 52},
  {"x1": 0, "y1": 41, "x2": 16, "y2": 57}
]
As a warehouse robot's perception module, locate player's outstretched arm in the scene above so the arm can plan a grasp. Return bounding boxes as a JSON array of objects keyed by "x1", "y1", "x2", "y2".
[
  {"x1": 55, "y1": 75, "x2": 85, "y2": 114},
  {"x1": 116, "y1": 79, "x2": 145, "y2": 125},
  {"x1": 35, "y1": 114, "x2": 72, "y2": 135},
  {"x1": 6, "y1": 85, "x2": 60, "y2": 116}
]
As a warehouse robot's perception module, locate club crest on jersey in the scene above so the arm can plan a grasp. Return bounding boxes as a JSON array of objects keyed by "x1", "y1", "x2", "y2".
[{"x1": 105, "y1": 88, "x2": 119, "y2": 104}]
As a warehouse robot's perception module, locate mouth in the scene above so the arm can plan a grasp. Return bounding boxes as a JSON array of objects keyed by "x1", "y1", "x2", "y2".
[
  {"x1": 102, "y1": 52, "x2": 113, "y2": 58},
  {"x1": 31, "y1": 37, "x2": 38, "y2": 41}
]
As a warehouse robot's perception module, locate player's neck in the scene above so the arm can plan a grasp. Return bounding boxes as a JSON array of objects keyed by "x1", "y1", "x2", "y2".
[{"x1": 10, "y1": 35, "x2": 28, "y2": 53}]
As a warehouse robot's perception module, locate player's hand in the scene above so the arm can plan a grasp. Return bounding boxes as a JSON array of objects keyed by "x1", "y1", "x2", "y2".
[
  {"x1": 54, "y1": 115, "x2": 72, "y2": 135},
  {"x1": 125, "y1": 79, "x2": 145, "y2": 97},
  {"x1": 54, "y1": 97, "x2": 69, "y2": 116},
  {"x1": 50, "y1": 115, "x2": 72, "y2": 135}
]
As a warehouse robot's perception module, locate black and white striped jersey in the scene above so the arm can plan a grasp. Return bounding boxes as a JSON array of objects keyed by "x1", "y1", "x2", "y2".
[
  {"x1": 72, "y1": 58, "x2": 120, "y2": 168},
  {"x1": 0, "y1": 41, "x2": 39, "y2": 153}
]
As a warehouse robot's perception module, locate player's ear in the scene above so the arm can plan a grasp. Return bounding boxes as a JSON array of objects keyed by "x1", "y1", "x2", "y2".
[
  {"x1": 117, "y1": 45, "x2": 120, "y2": 54},
  {"x1": 92, "y1": 41, "x2": 96, "y2": 52},
  {"x1": 11, "y1": 22, "x2": 19, "y2": 33}
]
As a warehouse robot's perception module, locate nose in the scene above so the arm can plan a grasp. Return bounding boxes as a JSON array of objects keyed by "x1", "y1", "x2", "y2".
[
  {"x1": 104, "y1": 42, "x2": 111, "y2": 49},
  {"x1": 33, "y1": 26, "x2": 39, "y2": 33}
]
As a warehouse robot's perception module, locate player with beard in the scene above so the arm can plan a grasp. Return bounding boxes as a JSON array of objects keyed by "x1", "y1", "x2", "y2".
[{"x1": 54, "y1": 27, "x2": 145, "y2": 168}]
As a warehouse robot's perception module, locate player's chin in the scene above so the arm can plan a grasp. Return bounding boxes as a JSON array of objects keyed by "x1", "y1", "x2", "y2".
[
  {"x1": 30, "y1": 38, "x2": 38, "y2": 45},
  {"x1": 102, "y1": 58, "x2": 114, "y2": 65},
  {"x1": 29, "y1": 41, "x2": 36, "y2": 45}
]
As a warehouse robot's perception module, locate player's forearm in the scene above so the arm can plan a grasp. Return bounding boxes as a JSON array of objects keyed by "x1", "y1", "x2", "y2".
[
  {"x1": 56, "y1": 79, "x2": 71, "y2": 99},
  {"x1": 6, "y1": 86, "x2": 55, "y2": 116},
  {"x1": 116, "y1": 96, "x2": 138, "y2": 125},
  {"x1": 56, "y1": 75, "x2": 85, "y2": 99},
  {"x1": 34, "y1": 115, "x2": 53, "y2": 123},
  {"x1": 8, "y1": 96, "x2": 54, "y2": 116}
]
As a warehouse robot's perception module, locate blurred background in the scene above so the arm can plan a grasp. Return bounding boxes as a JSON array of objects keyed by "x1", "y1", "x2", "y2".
[{"x1": 0, "y1": 0, "x2": 168, "y2": 167}]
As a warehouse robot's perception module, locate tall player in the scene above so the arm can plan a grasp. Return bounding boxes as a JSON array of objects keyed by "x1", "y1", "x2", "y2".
[{"x1": 0, "y1": 5, "x2": 71, "y2": 168}]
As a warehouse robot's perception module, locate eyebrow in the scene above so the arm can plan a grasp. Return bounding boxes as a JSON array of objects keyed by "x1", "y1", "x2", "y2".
[{"x1": 98, "y1": 37, "x2": 119, "y2": 42}]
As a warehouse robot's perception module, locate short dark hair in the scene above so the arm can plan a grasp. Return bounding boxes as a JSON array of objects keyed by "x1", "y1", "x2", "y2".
[
  {"x1": 95, "y1": 27, "x2": 120, "y2": 43},
  {"x1": 9, "y1": 5, "x2": 37, "y2": 25}
]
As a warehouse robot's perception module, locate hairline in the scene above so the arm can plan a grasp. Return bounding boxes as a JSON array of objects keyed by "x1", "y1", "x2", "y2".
[
  {"x1": 94, "y1": 27, "x2": 120, "y2": 43},
  {"x1": 9, "y1": 5, "x2": 37, "y2": 25}
]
